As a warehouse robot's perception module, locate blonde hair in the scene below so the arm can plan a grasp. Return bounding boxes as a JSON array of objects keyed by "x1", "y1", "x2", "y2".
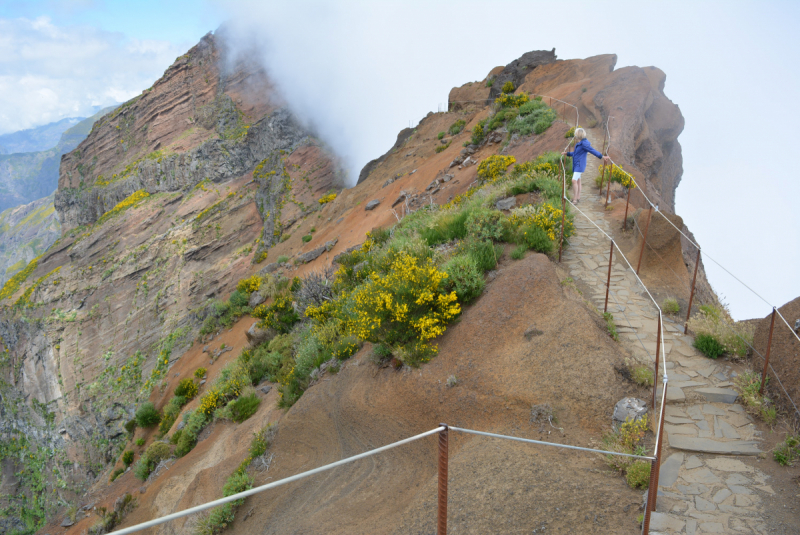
[{"x1": 574, "y1": 127, "x2": 586, "y2": 140}]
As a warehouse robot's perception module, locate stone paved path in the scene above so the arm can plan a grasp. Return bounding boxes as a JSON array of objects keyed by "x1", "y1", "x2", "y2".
[{"x1": 560, "y1": 130, "x2": 772, "y2": 534}]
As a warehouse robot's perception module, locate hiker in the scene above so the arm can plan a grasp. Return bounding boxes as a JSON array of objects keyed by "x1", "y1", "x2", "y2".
[{"x1": 562, "y1": 128, "x2": 609, "y2": 203}]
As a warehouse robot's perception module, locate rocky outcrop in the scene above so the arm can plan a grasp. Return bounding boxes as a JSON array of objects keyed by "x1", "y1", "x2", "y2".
[{"x1": 356, "y1": 127, "x2": 414, "y2": 185}]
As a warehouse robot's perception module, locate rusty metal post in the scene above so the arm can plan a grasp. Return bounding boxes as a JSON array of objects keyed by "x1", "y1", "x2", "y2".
[
  {"x1": 559, "y1": 190, "x2": 566, "y2": 263},
  {"x1": 642, "y1": 455, "x2": 658, "y2": 534},
  {"x1": 622, "y1": 185, "x2": 631, "y2": 231},
  {"x1": 684, "y1": 248, "x2": 702, "y2": 334},
  {"x1": 636, "y1": 207, "x2": 653, "y2": 275},
  {"x1": 652, "y1": 315, "x2": 662, "y2": 410},
  {"x1": 437, "y1": 424, "x2": 449, "y2": 535},
  {"x1": 603, "y1": 164, "x2": 612, "y2": 207},
  {"x1": 759, "y1": 308, "x2": 777, "y2": 395},
  {"x1": 604, "y1": 240, "x2": 614, "y2": 313}
]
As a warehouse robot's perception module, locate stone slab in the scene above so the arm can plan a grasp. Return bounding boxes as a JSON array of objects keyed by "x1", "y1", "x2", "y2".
[
  {"x1": 665, "y1": 424, "x2": 698, "y2": 436},
  {"x1": 687, "y1": 406, "x2": 705, "y2": 421},
  {"x1": 702, "y1": 404, "x2": 727, "y2": 416},
  {"x1": 705, "y1": 458, "x2": 750, "y2": 472},
  {"x1": 725, "y1": 413, "x2": 751, "y2": 428},
  {"x1": 657, "y1": 386, "x2": 686, "y2": 401},
  {"x1": 697, "y1": 367, "x2": 716, "y2": 378},
  {"x1": 670, "y1": 381, "x2": 707, "y2": 388},
  {"x1": 682, "y1": 467, "x2": 722, "y2": 485},
  {"x1": 658, "y1": 453, "x2": 684, "y2": 487},
  {"x1": 668, "y1": 436, "x2": 760, "y2": 455},
  {"x1": 712, "y1": 488, "x2": 732, "y2": 503},
  {"x1": 665, "y1": 415, "x2": 695, "y2": 425},
  {"x1": 695, "y1": 388, "x2": 738, "y2": 403},
  {"x1": 685, "y1": 455, "x2": 703, "y2": 469},
  {"x1": 719, "y1": 420, "x2": 740, "y2": 439},
  {"x1": 726, "y1": 474, "x2": 751, "y2": 485},
  {"x1": 650, "y1": 512, "x2": 685, "y2": 532},
  {"x1": 695, "y1": 496, "x2": 716, "y2": 511}
]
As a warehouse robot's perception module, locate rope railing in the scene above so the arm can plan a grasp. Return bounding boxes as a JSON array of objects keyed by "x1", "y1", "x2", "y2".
[
  {"x1": 602, "y1": 150, "x2": 800, "y2": 418},
  {"x1": 109, "y1": 422, "x2": 659, "y2": 535}
]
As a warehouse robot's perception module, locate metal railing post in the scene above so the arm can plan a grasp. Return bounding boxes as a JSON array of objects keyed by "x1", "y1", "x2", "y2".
[
  {"x1": 622, "y1": 186, "x2": 631, "y2": 231},
  {"x1": 437, "y1": 424, "x2": 449, "y2": 535},
  {"x1": 603, "y1": 165, "x2": 612, "y2": 207},
  {"x1": 759, "y1": 308, "x2": 777, "y2": 395},
  {"x1": 684, "y1": 249, "x2": 701, "y2": 334},
  {"x1": 652, "y1": 315, "x2": 662, "y2": 410},
  {"x1": 604, "y1": 240, "x2": 614, "y2": 313},
  {"x1": 636, "y1": 207, "x2": 653, "y2": 275},
  {"x1": 642, "y1": 456, "x2": 658, "y2": 534},
  {"x1": 559, "y1": 182, "x2": 566, "y2": 263}
]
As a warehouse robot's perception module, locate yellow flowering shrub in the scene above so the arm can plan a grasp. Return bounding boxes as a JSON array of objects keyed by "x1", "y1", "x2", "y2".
[
  {"x1": 199, "y1": 389, "x2": 223, "y2": 416},
  {"x1": 477, "y1": 155, "x2": 516, "y2": 183},
  {"x1": 95, "y1": 190, "x2": 150, "y2": 227},
  {"x1": 318, "y1": 193, "x2": 337, "y2": 205},
  {"x1": 495, "y1": 91, "x2": 530, "y2": 108},
  {"x1": 599, "y1": 164, "x2": 637, "y2": 189},
  {"x1": 308, "y1": 251, "x2": 460, "y2": 366},
  {"x1": 0, "y1": 255, "x2": 41, "y2": 301},
  {"x1": 509, "y1": 202, "x2": 574, "y2": 241},
  {"x1": 252, "y1": 295, "x2": 300, "y2": 333},
  {"x1": 237, "y1": 275, "x2": 263, "y2": 294}
]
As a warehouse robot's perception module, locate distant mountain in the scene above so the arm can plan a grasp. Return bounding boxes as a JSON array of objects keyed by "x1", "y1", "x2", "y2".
[
  {"x1": 0, "y1": 106, "x2": 117, "y2": 213},
  {"x1": 0, "y1": 117, "x2": 84, "y2": 155},
  {"x1": 0, "y1": 193, "x2": 60, "y2": 285}
]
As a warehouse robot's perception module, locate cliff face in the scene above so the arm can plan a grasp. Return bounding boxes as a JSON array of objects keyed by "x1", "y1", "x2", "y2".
[{"x1": 0, "y1": 32, "x2": 346, "y2": 532}]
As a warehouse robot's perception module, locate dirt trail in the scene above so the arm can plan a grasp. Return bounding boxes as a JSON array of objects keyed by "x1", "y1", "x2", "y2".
[{"x1": 560, "y1": 128, "x2": 800, "y2": 534}]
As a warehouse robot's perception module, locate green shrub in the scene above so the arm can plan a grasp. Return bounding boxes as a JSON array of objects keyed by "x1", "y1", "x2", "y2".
[
  {"x1": 774, "y1": 435, "x2": 800, "y2": 466},
  {"x1": 465, "y1": 239, "x2": 501, "y2": 272},
  {"x1": 443, "y1": 254, "x2": 485, "y2": 303},
  {"x1": 631, "y1": 365, "x2": 654, "y2": 387},
  {"x1": 501, "y1": 81, "x2": 515, "y2": 93},
  {"x1": 626, "y1": 461, "x2": 651, "y2": 489},
  {"x1": 466, "y1": 209, "x2": 504, "y2": 242},
  {"x1": 135, "y1": 438, "x2": 145, "y2": 447},
  {"x1": 176, "y1": 410, "x2": 209, "y2": 457},
  {"x1": 135, "y1": 402, "x2": 161, "y2": 428},
  {"x1": 110, "y1": 467, "x2": 125, "y2": 482},
  {"x1": 733, "y1": 370, "x2": 776, "y2": 423},
  {"x1": 277, "y1": 255, "x2": 289, "y2": 263},
  {"x1": 694, "y1": 334, "x2": 725, "y2": 359},
  {"x1": 485, "y1": 77, "x2": 494, "y2": 88},
  {"x1": 663, "y1": 298, "x2": 679, "y2": 315},
  {"x1": 521, "y1": 225, "x2": 554, "y2": 254},
  {"x1": 603, "y1": 312, "x2": 619, "y2": 341},
  {"x1": 508, "y1": 103, "x2": 557, "y2": 136},
  {"x1": 511, "y1": 245, "x2": 526, "y2": 260},
  {"x1": 194, "y1": 367, "x2": 207, "y2": 379},
  {"x1": 435, "y1": 141, "x2": 451, "y2": 153},
  {"x1": 372, "y1": 343, "x2": 393, "y2": 362},
  {"x1": 159, "y1": 395, "x2": 188, "y2": 435},
  {"x1": 170, "y1": 429, "x2": 182, "y2": 445},
  {"x1": 229, "y1": 393, "x2": 261, "y2": 423},
  {"x1": 253, "y1": 295, "x2": 300, "y2": 334},
  {"x1": 603, "y1": 415, "x2": 648, "y2": 474},
  {"x1": 175, "y1": 378, "x2": 198, "y2": 399},
  {"x1": 448, "y1": 119, "x2": 466, "y2": 135},
  {"x1": 420, "y1": 210, "x2": 470, "y2": 246},
  {"x1": 302, "y1": 234, "x2": 312, "y2": 243},
  {"x1": 122, "y1": 450, "x2": 134, "y2": 467},
  {"x1": 564, "y1": 126, "x2": 575, "y2": 138},
  {"x1": 133, "y1": 459, "x2": 151, "y2": 481},
  {"x1": 687, "y1": 304, "x2": 753, "y2": 358},
  {"x1": 124, "y1": 419, "x2": 136, "y2": 435},
  {"x1": 470, "y1": 119, "x2": 487, "y2": 145},
  {"x1": 437, "y1": 131, "x2": 445, "y2": 140}
]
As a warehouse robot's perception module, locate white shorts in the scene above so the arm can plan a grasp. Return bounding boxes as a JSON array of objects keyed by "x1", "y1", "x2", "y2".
[{"x1": 572, "y1": 172, "x2": 582, "y2": 182}]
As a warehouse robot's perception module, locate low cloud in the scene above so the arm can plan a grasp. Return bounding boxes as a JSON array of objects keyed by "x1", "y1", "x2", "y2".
[{"x1": 0, "y1": 16, "x2": 185, "y2": 134}]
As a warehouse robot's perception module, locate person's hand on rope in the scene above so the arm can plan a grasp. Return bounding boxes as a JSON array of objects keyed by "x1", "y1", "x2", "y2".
[{"x1": 602, "y1": 156, "x2": 611, "y2": 164}]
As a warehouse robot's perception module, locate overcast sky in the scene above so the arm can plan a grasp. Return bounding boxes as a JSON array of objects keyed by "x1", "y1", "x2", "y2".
[{"x1": 1, "y1": 0, "x2": 798, "y2": 321}]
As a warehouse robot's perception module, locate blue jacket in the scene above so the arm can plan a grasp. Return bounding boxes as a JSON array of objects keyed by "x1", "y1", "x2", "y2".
[{"x1": 566, "y1": 138, "x2": 603, "y2": 173}]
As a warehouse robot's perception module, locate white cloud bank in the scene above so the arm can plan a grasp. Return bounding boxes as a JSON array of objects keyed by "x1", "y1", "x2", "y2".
[{"x1": 0, "y1": 16, "x2": 185, "y2": 133}]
